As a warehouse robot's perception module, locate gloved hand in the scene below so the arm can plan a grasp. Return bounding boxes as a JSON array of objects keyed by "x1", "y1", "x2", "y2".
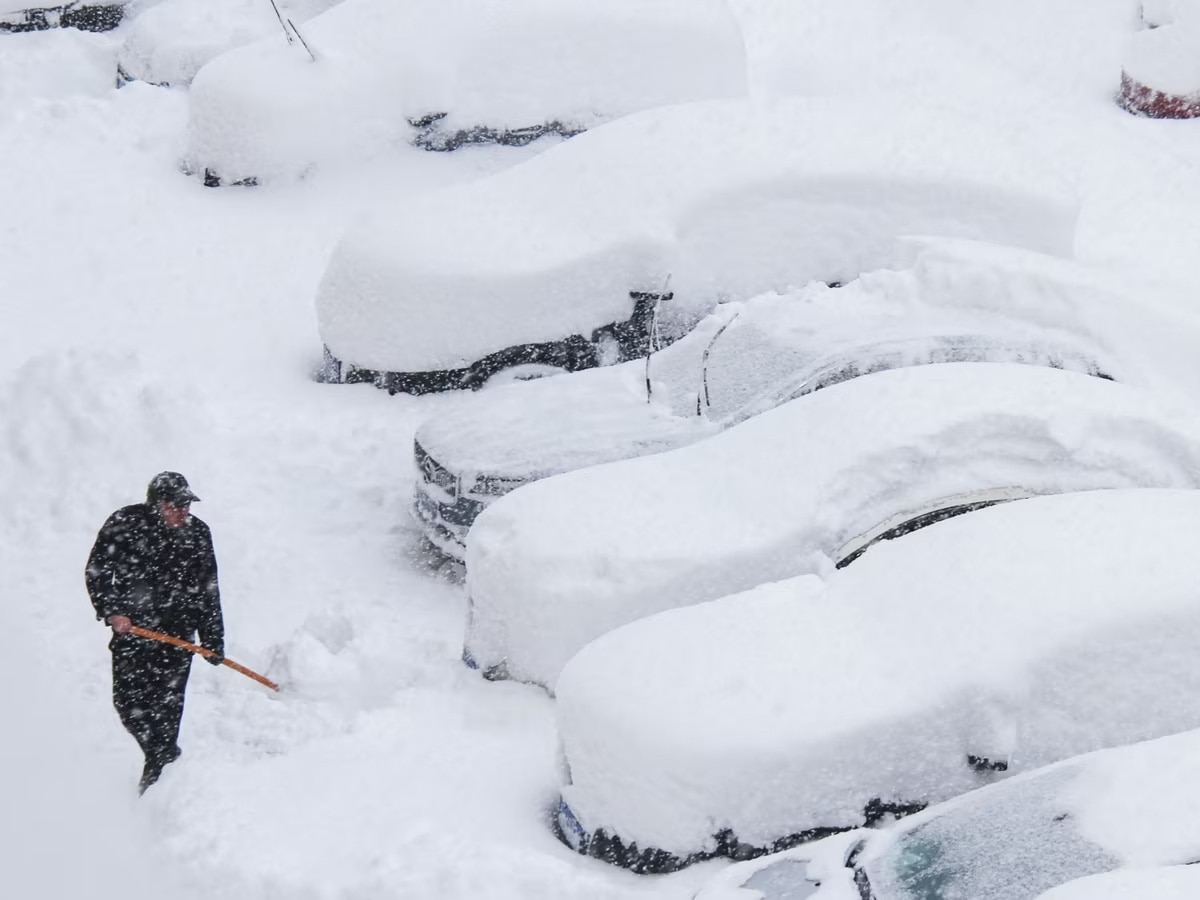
[{"x1": 205, "y1": 650, "x2": 225, "y2": 666}]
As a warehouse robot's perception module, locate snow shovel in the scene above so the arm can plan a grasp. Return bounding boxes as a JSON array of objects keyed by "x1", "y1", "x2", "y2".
[{"x1": 130, "y1": 625, "x2": 280, "y2": 692}]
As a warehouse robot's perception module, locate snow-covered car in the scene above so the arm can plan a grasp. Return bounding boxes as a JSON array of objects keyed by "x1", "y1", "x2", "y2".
[
  {"x1": 184, "y1": 0, "x2": 747, "y2": 184},
  {"x1": 692, "y1": 727, "x2": 1200, "y2": 899},
  {"x1": 316, "y1": 98, "x2": 1077, "y2": 394},
  {"x1": 415, "y1": 241, "x2": 1117, "y2": 563},
  {"x1": 465, "y1": 363, "x2": 1200, "y2": 689},
  {"x1": 1120, "y1": 1, "x2": 1200, "y2": 117},
  {"x1": 0, "y1": 0, "x2": 125, "y2": 32},
  {"x1": 116, "y1": 0, "x2": 340, "y2": 87},
  {"x1": 553, "y1": 489, "x2": 1200, "y2": 872}
]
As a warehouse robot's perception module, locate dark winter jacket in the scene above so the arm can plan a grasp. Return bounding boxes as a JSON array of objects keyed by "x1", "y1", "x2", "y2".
[{"x1": 85, "y1": 503, "x2": 224, "y2": 656}]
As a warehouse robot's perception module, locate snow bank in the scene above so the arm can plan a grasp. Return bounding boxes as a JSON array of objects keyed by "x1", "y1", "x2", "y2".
[
  {"x1": 0, "y1": 350, "x2": 211, "y2": 544},
  {"x1": 0, "y1": 26, "x2": 117, "y2": 104},
  {"x1": 185, "y1": 0, "x2": 746, "y2": 182},
  {"x1": 117, "y1": 0, "x2": 339, "y2": 86},
  {"x1": 317, "y1": 97, "x2": 1078, "y2": 374},
  {"x1": 466, "y1": 364, "x2": 1200, "y2": 690},
  {"x1": 555, "y1": 490, "x2": 1200, "y2": 858}
]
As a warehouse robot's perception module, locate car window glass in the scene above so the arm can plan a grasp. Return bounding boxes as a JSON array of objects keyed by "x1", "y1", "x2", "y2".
[
  {"x1": 742, "y1": 858, "x2": 820, "y2": 899},
  {"x1": 863, "y1": 768, "x2": 1118, "y2": 900},
  {"x1": 693, "y1": 320, "x2": 818, "y2": 421}
]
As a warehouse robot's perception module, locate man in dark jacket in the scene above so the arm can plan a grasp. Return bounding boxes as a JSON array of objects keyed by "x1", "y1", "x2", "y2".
[{"x1": 85, "y1": 472, "x2": 225, "y2": 793}]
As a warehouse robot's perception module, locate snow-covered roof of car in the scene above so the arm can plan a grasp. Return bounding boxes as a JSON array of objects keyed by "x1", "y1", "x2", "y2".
[
  {"x1": 555, "y1": 489, "x2": 1200, "y2": 859},
  {"x1": 315, "y1": 97, "x2": 1079, "y2": 373},
  {"x1": 464, "y1": 363, "x2": 1200, "y2": 689},
  {"x1": 185, "y1": 0, "x2": 746, "y2": 182}
]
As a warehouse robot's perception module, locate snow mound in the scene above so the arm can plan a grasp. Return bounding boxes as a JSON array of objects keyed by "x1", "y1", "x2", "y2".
[
  {"x1": 0, "y1": 350, "x2": 212, "y2": 547},
  {"x1": 556, "y1": 490, "x2": 1200, "y2": 858},
  {"x1": 0, "y1": 27, "x2": 117, "y2": 105},
  {"x1": 466, "y1": 364, "x2": 1200, "y2": 690},
  {"x1": 317, "y1": 97, "x2": 1079, "y2": 374},
  {"x1": 261, "y1": 610, "x2": 359, "y2": 698},
  {"x1": 118, "y1": 0, "x2": 340, "y2": 86},
  {"x1": 185, "y1": 0, "x2": 746, "y2": 182}
]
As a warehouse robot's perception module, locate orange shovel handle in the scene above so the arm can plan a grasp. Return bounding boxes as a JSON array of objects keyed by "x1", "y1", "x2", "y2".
[{"x1": 130, "y1": 625, "x2": 280, "y2": 692}]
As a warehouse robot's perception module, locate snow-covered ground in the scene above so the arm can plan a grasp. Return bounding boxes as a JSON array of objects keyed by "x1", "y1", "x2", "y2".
[
  {"x1": 0, "y1": 24, "x2": 712, "y2": 900},
  {"x1": 5, "y1": 1, "x2": 1200, "y2": 897}
]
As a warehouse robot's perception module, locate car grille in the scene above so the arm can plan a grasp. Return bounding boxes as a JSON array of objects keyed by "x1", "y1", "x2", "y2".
[{"x1": 414, "y1": 440, "x2": 459, "y2": 496}]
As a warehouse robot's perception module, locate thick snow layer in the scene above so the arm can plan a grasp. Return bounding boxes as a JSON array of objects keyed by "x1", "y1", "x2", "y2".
[
  {"x1": 1122, "y1": 22, "x2": 1200, "y2": 96},
  {"x1": 419, "y1": 239, "x2": 1130, "y2": 482},
  {"x1": 555, "y1": 490, "x2": 1200, "y2": 857},
  {"x1": 318, "y1": 98, "x2": 1078, "y2": 373},
  {"x1": 185, "y1": 0, "x2": 746, "y2": 182},
  {"x1": 117, "y1": 0, "x2": 340, "y2": 86},
  {"x1": 465, "y1": 364, "x2": 1200, "y2": 689},
  {"x1": 1038, "y1": 868, "x2": 1200, "y2": 900}
]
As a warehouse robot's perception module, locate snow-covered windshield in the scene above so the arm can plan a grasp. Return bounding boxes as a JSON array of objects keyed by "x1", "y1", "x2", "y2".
[{"x1": 862, "y1": 769, "x2": 1118, "y2": 900}]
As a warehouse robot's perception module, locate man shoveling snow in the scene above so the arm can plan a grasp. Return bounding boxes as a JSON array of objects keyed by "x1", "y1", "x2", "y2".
[{"x1": 85, "y1": 472, "x2": 224, "y2": 794}]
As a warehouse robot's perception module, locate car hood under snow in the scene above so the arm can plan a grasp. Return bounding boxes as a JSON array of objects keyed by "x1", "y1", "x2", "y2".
[
  {"x1": 465, "y1": 363, "x2": 1200, "y2": 690},
  {"x1": 556, "y1": 489, "x2": 1200, "y2": 859}
]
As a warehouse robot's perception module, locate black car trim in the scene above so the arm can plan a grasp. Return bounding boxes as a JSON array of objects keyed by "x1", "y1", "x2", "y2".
[
  {"x1": 1, "y1": 1, "x2": 123, "y2": 33},
  {"x1": 408, "y1": 111, "x2": 588, "y2": 152},
  {"x1": 553, "y1": 795, "x2": 923, "y2": 875},
  {"x1": 321, "y1": 290, "x2": 674, "y2": 395}
]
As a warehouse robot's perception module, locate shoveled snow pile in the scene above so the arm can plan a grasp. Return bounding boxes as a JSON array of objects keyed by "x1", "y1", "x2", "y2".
[
  {"x1": 554, "y1": 490, "x2": 1200, "y2": 858},
  {"x1": 317, "y1": 97, "x2": 1078, "y2": 374},
  {"x1": 118, "y1": 0, "x2": 340, "y2": 86},
  {"x1": 465, "y1": 364, "x2": 1200, "y2": 690},
  {"x1": 185, "y1": 0, "x2": 746, "y2": 182}
]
